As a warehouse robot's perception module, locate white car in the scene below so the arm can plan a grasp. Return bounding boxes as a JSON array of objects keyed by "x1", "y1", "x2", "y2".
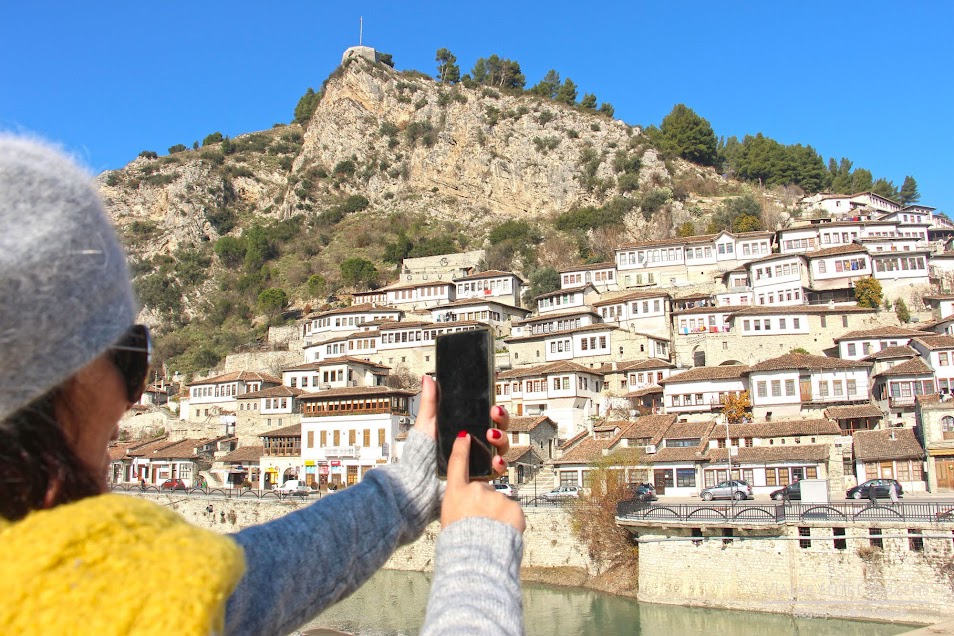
[
  {"x1": 493, "y1": 483, "x2": 516, "y2": 498},
  {"x1": 543, "y1": 486, "x2": 581, "y2": 501},
  {"x1": 274, "y1": 479, "x2": 311, "y2": 496}
]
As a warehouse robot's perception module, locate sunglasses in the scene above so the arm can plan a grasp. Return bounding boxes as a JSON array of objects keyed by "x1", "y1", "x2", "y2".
[{"x1": 110, "y1": 324, "x2": 152, "y2": 404}]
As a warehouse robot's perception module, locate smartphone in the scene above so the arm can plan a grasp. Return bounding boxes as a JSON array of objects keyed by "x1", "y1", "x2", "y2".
[{"x1": 435, "y1": 327, "x2": 496, "y2": 480}]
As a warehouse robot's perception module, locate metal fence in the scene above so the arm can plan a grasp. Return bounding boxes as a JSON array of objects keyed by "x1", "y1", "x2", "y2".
[{"x1": 615, "y1": 499, "x2": 954, "y2": 524}]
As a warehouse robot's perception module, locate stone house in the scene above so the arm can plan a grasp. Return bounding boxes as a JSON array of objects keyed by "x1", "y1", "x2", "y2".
[
  {"x1": 234, "y1": 385, "x2": 304, "y2": 446},
  {"x1": 453, "y1": 269, "x2": 525, "y2": 308},
  {"x1": 824, "y1": 403, "x2": 885, "y2": 436},
  {"x1": 590, "y1": 289, "x2": 671, "y2": 337},
  {"x1": 381, "y1": 279, "x2": 456, "y2": 311},
  {"x1": 495, "y1": 361, "x2": 605, "y2": 437},
  {"x1": 302, "y1": 302, "x2": 402, "y2": 345},
  {"x1": 745, "y1": 353, "x2": 872, "y2": 420},
  {"x1": 851, "y1": 427, "x2": 926, "y2": 493},
  {"x1": 745, "y1": 252, "x2": 808, "y2": 307},
  {"x1": 657, "y1": 365, "x2": 749, "y2": 421},
  {"x1": 871, "y1": 357, "x2": 936, "y2": 427},
  {"x1": 428, "y1": 297, "x2": 530, "y2": 337},
  {"x1": 914, "y1": 396, "x2": 954, "y2": 491},
  {"x1": 558, "y1": 261, "x2": 619, "y2": 293},
  {"x1": 909, "y1": 335, "x2": 954, "y2": 395},
  {"x1": 601, "y1": 359, "x2": 675, "y2": 396},
  {"x1": 501, "y1": 415, "x2": 559, "y2": 487},
  {"x1": 185, "y1": 370, "x2": 281, "y2": 424},
  {"x1": 802, "y1": 244, "x2": 872, "y2": 304},
  {"x1": 646, "y1": 420, "x2": 715, "y2": 496},
  {"x1": 258, "y1": 423, "x2": 303, "y2": 489},
  {"x1": 212, "y1": 444, "x2": 263, "y2": 488},
  {"x1": 675, "y1": 305, "x2": 878, "y2": 368},
  {"x1": 282, "y1": 357, "x2": 390, "y2": 392},
  {"x1": 534, "y1": 283, "x2": 600, "y2": 314},
  {"x1": 835, "y1": 325, "x2": 934, "y2": 360}
]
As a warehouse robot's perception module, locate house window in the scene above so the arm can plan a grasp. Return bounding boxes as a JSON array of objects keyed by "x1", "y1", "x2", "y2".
[
  {"x1": 771, "y1": 380, "x2": 782, "y2": 397},
  {"x1": 819, "y1": 381, "x2": 829, "y2": 398},
  {"x1": 757, "y1": 381, "x2": 767, "y2": 398},
  {"x1": 785, "y1": 379, "x2": 796, "y2": 396},
  {"x1": 847, "y1": 343, "x2": 857, "y2": 357},
  {"x1": 847, "y1": 380, "x2": 857, "y2": 396},
  {"x1": 676, "y1": 468, "x2": 696, "y2": 487}
]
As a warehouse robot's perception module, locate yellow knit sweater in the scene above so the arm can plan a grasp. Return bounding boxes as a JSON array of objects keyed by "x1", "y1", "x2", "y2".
[{"x1": 0, "y1": 494, "x2": 246, "y2": 635}]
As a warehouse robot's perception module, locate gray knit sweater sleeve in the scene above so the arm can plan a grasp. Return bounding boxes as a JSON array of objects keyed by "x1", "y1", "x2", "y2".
[
  {"x1": 423, "y1": 517, "x2": 525, "y2": 636},
  {"x1": 225, "y1": 429, "x2": 441, "y2": 635}
]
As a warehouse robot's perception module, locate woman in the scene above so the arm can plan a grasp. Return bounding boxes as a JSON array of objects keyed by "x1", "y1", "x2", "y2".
[{"x1": 0, "y1": 135, "x2": 525, "y2": 635}]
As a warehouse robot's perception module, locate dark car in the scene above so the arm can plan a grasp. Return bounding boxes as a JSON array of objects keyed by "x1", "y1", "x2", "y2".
[
  {"x1": 625, "y1": 483, "x2": 658, "y2": 502},
  {"x1": 770, "y1": 481, "x2": 801, "y2": 501},
  {"x1": 161, "y1": 478, "x2": 187, "y2": 491},
  {"x1": 846, "y1": 479, "x2": 903, "y2": 500}
]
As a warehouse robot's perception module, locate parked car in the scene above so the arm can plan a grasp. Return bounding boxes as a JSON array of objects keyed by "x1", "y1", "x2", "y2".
[
  {"x1": 161, "y1": 478, "x2": 187, "y2": 491},
  {"x1": 700, "y1": 480, "x2": 752, "y2": 501},
  {"x1": 846, "y1": 479, "x2": 904, "y2": 500},
  {"x1": 543, "y1": 486, "x2": 581, "y2": 501},
  {"x1": 625, "y1": 483, "x2": 658, "y2": 502},
  {"x1": 493, "y1": 483, "x2": 516, "y2": 498},
  {"x1": 275, "y1": 479, "x2": 311, "y2": 496},
  {"x1": 770, "y1": 481, "x2": 801, "y2": 501}
]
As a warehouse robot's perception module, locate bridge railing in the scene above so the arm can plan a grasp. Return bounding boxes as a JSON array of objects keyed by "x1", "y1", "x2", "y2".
[{"x1": 616, "y1": 500, "x2": 954, "y2": 524}]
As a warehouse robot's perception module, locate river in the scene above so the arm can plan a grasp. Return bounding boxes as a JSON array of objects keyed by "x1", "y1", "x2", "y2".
[{"x1": 295, "y1": 570, "x2": 916, "y2": 635}]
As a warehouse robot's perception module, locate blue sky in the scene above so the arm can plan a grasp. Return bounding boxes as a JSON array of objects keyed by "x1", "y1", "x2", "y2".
[{"x1": 2, "y1": 1, "x2": 951, "y2": 213}]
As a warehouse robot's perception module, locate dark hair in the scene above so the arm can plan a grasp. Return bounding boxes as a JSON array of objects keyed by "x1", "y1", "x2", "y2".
[{"x1": 0, "y1": 387, "x2": 103, "y2": 521}]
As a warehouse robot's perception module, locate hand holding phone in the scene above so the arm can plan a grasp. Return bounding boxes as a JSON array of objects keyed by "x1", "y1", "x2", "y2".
[{"x1": 435, "y1": 328, "x2": 496, "y2": 480}]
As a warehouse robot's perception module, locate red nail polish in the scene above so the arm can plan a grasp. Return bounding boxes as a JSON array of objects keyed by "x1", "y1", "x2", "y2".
[
  {"x1": 457, "y1": 431, "x2": 468, "y2": 438},
  {"x1": 492, "y1": 406, "x2": 504, "y2": 418},
  {"x1": 491, "y1": 429, "x2": 502, "y2": 440}
]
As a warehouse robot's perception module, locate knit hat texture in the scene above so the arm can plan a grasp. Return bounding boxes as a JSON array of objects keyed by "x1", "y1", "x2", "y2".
[{"x1": 0, "y1": 135, "x2": 137, "y2": 420}]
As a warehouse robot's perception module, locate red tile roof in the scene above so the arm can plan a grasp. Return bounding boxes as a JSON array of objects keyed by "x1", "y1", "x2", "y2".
[
  {"x1": 658, "y1": 365, "x2": 749, "y2": 384},
  {"x1": 507, "y1": 416, "x2": 558, "y2": 433},
  {"x1": 824, "y1": 404, "x2": 885, "y2": 419},
  {"x1": 852, "y1": 428, "x2": 924, "y2": 461},
  {"x1": 187, "y1": 371, "x2": 282, "y2": 387},
  {"x1": 872, "y1": 357, "x2": 935, "y2": 378},
  {"x1": 497, "y1": 361, "x2": 605, "y2": 380},
  {"x1": 748, "y1": 353, "x2": 870, "y2": 372},
  {"x1": 219, "y1": 446, "x2": 264, "y2": 463}
]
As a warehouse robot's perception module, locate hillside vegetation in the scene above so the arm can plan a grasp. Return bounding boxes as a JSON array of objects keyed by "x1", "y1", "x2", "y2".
[{"x1": 99, "y1": 50, "x2": 913, "y2": 378}]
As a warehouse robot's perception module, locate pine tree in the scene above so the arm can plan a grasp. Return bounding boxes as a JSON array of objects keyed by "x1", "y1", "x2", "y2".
[
  {"x1": 555, "y1": 78, "x2": 578, "y2": 105},
  {"x1": 899, "y1": 176, "x2": 921, "y2": 205},
  {"x1": 580, "y1": 93, "x2": 597, "y2": 109},
  {"x1": 529, "y1": 70, "x2": 560, "y2": 98},
  {"x1": 435, "y1": 48, "x2": 460, "y2": 84},
  {"x1": 659, "y1": 104, "x2": 718, "y2": 166}
]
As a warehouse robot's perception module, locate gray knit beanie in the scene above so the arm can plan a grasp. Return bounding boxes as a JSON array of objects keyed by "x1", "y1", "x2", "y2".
[{"x1": 0, "y1": 134, "x2": 137, "y2": 420}]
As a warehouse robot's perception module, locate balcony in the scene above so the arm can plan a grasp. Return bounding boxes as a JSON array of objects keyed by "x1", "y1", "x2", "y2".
[{"x1": 888, "y1": 396, "x2": 916, "y2": 409}]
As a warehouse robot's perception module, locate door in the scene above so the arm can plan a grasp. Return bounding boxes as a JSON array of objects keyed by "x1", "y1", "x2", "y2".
[
  {"x1": 937, "y1": 459, "x2": 954, "y2": 490},
  {"x1": 653, "y1": 469, "x2": 673, "y2": 495}
]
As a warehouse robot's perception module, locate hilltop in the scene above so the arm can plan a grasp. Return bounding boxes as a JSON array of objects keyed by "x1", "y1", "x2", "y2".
[{"x1": 96, "y1": 54, "x2": 804, "y2": 375}]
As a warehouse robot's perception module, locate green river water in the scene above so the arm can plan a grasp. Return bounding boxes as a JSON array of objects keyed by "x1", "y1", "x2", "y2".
[{"x1": 297, "y1": 569, "x2": 917, "y2": 635}]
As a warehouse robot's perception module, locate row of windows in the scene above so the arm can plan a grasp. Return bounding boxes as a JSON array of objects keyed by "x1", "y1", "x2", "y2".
[
  {"x1": 539, "y1": 293, "x2": 579, "y2": 309},
  {"x1": 579, "y1": 336, "x2": 608, "y2": 351},
  {"x1": 192, "y1": 383, "x2": 246, "y2": 398},
  {"x1": 741, "y1": 317, "x2": 803, "y2": 332},
  {"x1": 757, "y1": 288, "x2": 801, "y2": 305},
  {"x1": 550, "y1": 339, "x2": 571, "y2": 353},
  {"x1": 391, "y1": 285, "x2": 448, "y2": 300},
  {"x1": 306, "y1": 428, "x2": 388, "y2": 449},
  {"x1": 625, "y1": 371, "x2": 666, "y2": 386},
  {"x1": 458, "y1": 279, "x2": 510, "y2": 293},
  {"x1": 289, "y1": 370, "x2": 350, "y2": 388},
  {"x1": 889, "y1": 380, "x2": 936, "y2": 397},
  {"x1": 530, "y1": 318, "x2": 582, "y2": 335},
  {"x1": 845, "y1": 340, "x2": 903, "y2": 356},
  {"x1": 301, "y1": 397, "x2": 409, "y2": 415},
  {"x1": 874, "y1": 257, "x2": 925, "y2": 272},
  {"x1": 754, "y1": 262, "x2": 801, "y2": 280},
  {"x1": 782, "y1": 238, "x2": 817, "y2": 251}
]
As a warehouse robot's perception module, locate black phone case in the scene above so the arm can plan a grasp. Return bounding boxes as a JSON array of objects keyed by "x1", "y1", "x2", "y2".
[{"x1": 435, "y1": 328, "x2": 496, "y2": 480}]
